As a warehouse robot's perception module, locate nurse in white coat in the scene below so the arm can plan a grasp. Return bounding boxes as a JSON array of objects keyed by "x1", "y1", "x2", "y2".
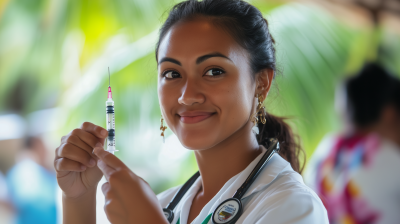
[
  {"x1": 54, "y1": 0, "x2": 328, "y2": 223},
  {"x1": 158, "y1": 147, "x2": 327, "y2": 224}
]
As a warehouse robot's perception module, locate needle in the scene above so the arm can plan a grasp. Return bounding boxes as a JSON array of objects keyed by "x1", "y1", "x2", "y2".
[{"x1": 108, "y1": 67, "x2": 111, "y2": 87}]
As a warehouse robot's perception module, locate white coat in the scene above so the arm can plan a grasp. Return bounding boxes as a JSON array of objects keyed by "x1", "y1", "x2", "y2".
[{"x1": 157, "y1": 146, "x2": 329, "y2": 224}]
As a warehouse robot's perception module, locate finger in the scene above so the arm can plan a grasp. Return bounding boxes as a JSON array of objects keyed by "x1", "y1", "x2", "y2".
[
  {"x1": 80, "y1": 122, "x2": 108, "y2": 141},
  {"x1": 74, "y1": 128, "x2": 103, "y2": 148},
  {"x1": 63, "y1": 128, "x2": 105, "y2": 149},
  {"x1": 138, "y1": 176, "x2": 150, "y2": 187},
  {"x1": 54, "y1": 157, "x2": 86, "y2": 173},
  {"x1": 56, "y1": 143, "x2": 96, "y2": 168},
  {"x1": 101, "y1": 182, "x2": 110, "y2": 195},
  {"x1": 97, "y1": 160, "x2": 115, "y2": 181},
  {"x1": 62, "y1": 131, "x2": 99, "y2": 157},
  {"x1": 93, "y1": 147, "x2": 127, "y2": 170},
  {"x1": 104, "y1": 200, "x2": 126, "y2": 224}
]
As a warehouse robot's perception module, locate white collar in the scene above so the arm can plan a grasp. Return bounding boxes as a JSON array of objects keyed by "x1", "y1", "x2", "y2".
[
  {"x1": 214, "y1": 145, "x2": 292, "y2": 201},
  {"x1": 176, "y1": 146, "x2": 294, "y2": 224}
]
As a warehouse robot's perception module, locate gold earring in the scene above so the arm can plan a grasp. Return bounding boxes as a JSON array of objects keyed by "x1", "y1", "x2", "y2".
[
  {"x1": 257, "y1": 94, "x2": 267, "y2": 124},
  {"x1": 160, "y1": 115, "x2": 167, "y2": 143},
  {"x1": 251, "y1": 107, "x2": 259, "y2": 127},
  {"x1": 251, "y1": 94, "x2": 266, "y2": 126}
]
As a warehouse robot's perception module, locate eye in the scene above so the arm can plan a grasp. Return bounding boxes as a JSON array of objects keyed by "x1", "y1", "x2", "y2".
[
  {"x1": 163, "y1": 70, "x2": 181, "y2": 79},
  {"x1": 204, "y1": 68, "x2": 225, "y2": 77}
]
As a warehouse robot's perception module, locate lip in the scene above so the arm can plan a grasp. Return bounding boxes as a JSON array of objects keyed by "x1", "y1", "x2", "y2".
[{"x1": 178, "y1": 111, "x2": 216, "y2": 124}]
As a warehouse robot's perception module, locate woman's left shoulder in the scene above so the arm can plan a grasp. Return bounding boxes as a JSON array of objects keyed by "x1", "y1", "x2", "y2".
[
  {"x1": 240, "y1": 170, "x2": 329, "y2": 224},
  {"x1": 268, "y1": 170, "x2": 323, "y2": 199}
]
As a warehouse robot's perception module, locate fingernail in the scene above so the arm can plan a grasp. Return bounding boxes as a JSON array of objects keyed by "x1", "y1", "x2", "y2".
[
  {"x1": 96, "y1": 142, "x2": 102, "y2": 147},
  {"x1": 81, "y1": 165, "x2": 86, "y2": 170},
  {"x1": 101, "y1": 130, "x2": 107, "y2": 137},
  {"x1": 93, "y1": 146, "x2": 103, "y2": 155},
  {"x1": 89, "y1": 159, "x2": 96, "y2": 166}
]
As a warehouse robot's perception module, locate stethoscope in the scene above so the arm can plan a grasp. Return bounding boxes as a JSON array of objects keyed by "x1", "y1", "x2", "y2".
[{"x1": 163, "y1": 138, "x2": 280, "y2": 224}]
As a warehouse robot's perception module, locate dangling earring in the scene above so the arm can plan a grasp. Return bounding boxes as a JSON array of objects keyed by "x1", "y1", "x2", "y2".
[
  {"x1": 251, "y1": 94, "x2": 267, "y2": 127},
  {"x1": 257, "y1": 94, "x2": 267, "y2": 124},
  {"x1": 251, "y1": 109, "x2": 259, "y2": 127},
  {"x1": 160, "y1": 115, "x2": 167, "y2": 143}
]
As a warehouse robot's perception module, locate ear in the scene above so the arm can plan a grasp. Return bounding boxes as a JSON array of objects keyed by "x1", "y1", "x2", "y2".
[{"x1": 255, "y1": 69, "x2": 274, "y2": 100}]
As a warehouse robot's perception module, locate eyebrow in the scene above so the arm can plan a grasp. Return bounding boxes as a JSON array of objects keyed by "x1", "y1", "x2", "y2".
[
  {"x1": 158, "y1": 52, "x2": 232, "y2": 66},
  {"x1": 196, "y1": 52, "x2": 232, "y2": 64}
]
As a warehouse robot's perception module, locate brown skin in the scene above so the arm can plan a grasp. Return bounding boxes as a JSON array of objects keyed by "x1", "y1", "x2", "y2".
[
  {"x1": 94, "y1": 147, "x2": 166, "y2": 224},
  {"x1": 157, "y1": 19, "x2": 273, "y2": 223},
  {"x1": 55, "y1": 122, "x2": 167, "y2": 224},
  {"x1": 55, "y1": 122, "x2": 105, "y2": 224},
  {"x1": 354, "y1": 105, "x2": 400, "y2": 147},
  {"x1": 55, "y1": 18, "x2": 274, "y2": 224},
  {"x1": 376, "y1": 106, "x2": 400, "y2": 147}
]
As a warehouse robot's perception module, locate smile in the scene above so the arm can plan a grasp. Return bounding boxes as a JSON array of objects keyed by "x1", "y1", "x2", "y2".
[{"x1": 178, "y1": 111, "x2": 216, "y2": 124}]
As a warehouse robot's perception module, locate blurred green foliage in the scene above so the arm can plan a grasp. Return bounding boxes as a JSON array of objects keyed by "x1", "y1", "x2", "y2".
[{"x1": 1, "y1": 0, "x2": 399, "y2": 193}]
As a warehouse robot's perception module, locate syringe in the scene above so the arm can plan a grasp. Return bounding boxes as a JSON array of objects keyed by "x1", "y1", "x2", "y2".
[{"x1": 106, "y1": 67, "x2": 117, "y2": 154}]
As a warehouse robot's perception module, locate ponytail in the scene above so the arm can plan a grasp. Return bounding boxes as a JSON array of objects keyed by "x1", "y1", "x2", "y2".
[{"x1": 257, "y1": 113, "x2": 304, "y2": 173}]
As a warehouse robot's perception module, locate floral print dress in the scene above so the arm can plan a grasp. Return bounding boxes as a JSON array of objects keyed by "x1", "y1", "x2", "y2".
[{"x1": 304, "y1": 133, "x2": 400, "y2": 224}]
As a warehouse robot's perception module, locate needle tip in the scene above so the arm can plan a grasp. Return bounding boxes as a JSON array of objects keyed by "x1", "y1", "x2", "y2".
[{"x1": 108, "y1": 67, "x2": 110, "y2": 87}]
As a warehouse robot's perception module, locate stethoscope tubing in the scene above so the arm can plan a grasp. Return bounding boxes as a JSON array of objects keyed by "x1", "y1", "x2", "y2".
[
  {"x1": 232, "y1": 139, "x2": 279, "y2": 199},
  {"x1": 163, "y1": 171, "x2": 200, "y2": 223},
  {"x1": 163, "y1": 138, "x2": 280, "y2": 224},
  {"x1": 166, "y1": 171, "x2": 200, "y2": 211},
  {"x1": 211, "y1": 139, "x2": 280, "y2": 224}
]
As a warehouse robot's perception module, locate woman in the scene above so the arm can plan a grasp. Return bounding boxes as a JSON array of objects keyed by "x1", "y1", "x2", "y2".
[
  {"x1": 305, "y1": 63, "x2": 400, "y2": 224},
  {"x1": 54, "y1": 0, "x2": 328, "y2": 223}
]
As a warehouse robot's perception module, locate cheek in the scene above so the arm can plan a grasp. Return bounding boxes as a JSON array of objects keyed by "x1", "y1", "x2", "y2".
[
  {"x1": 219, "y1": 77, "x2": 254, "y2": 128},
  {"x1": 158, "y1": 83, "x2": 169, "y2": 113},
  {"x1": 222, "y1": 55, "x2": 255, "y2": 127},
  {"x1": 158, "y1": 82, "x2": 179, "y2": 131}
]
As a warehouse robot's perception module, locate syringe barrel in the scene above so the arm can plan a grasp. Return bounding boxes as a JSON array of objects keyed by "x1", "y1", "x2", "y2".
[{"x1": 106, "y1": 100, "x2": 116, "y2": 153}]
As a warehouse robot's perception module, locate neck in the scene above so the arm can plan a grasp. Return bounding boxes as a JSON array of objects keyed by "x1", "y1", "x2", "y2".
[
  {"x1": 353, "y1": 123, "x2": 400, "y2": 148},
  {"x1": 194, "y1": 121, "x2": 261, "y2": 198},
  {"x1": 375, "y1": 124, "x2": 400, "y2": 148}
]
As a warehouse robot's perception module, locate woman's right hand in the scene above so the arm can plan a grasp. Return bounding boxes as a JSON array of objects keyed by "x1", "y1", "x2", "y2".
[{"x1": 55, "y1": 122, "x2": 107, "y2": 199}]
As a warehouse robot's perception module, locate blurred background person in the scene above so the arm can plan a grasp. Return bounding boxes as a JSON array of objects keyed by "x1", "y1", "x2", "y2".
[
  {"x1": 0, "y1": 170, "x2": 9, "y2": 204},
  {"x1": 0, "y1": 114, "x2": 27, "y2": 223},
  {"x1": 0, "y1": 170, "x2": 14, "y2": 223},
  {"x1": 304, "y1": 63, "x2": 400, "y2": 224},
  {"x1": 6, "y1": 131, "x2": 57, "y2": 224}
]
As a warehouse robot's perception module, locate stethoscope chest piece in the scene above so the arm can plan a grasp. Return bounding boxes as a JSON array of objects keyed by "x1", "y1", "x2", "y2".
[
  {"x1": 163, "y1": 208, "x2": 174, "y2": 223},
  {"x1": 212, "y1": 198, "x2": 243, "y2": 224}
]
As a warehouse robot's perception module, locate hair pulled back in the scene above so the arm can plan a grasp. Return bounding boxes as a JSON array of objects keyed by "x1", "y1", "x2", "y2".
[{"x1": 156, "y1": 0, "x2": 304, "y2": 173}]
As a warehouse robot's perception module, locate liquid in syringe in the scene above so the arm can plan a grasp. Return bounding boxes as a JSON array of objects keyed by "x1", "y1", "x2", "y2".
[{"x1": 106, "y1": 67, "x2": 117, "y2": 154}]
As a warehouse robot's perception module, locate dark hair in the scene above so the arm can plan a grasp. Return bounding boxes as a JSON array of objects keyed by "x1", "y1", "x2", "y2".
[
  {"x1": 156, "y1": 0, "x2": 304, "y2": 173},
  {"x1": 345, "y1": 63, "x2": 400, "y2": 127}
]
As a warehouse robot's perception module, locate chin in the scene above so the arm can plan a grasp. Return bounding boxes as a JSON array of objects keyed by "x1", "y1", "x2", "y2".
[{"x1": 176, "y1": 129, "x2": 220, "y2": 150}]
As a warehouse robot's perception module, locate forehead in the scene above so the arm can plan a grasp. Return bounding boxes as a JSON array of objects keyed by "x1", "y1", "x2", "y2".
[{"x1": 158, "y1": 19, "x2": 246, "y2": 62}]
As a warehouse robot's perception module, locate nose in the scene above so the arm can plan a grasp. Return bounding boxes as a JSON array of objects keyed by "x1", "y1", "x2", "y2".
[{"x1": 178, "y1": 78, "x2": 205, "y2": 106}]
